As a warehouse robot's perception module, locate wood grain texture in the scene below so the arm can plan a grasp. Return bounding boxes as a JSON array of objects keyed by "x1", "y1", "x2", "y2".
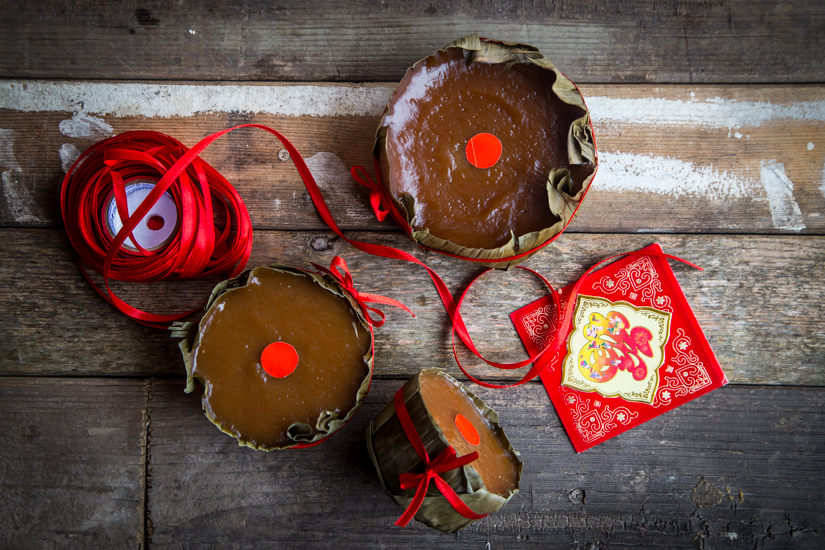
[
  {"x1": 0, "y1": 378, "x2": 146, "y2": 549},
  {"x1": 146, "y1": 379, "x2": 825, "y2": 549},
  {"x1": 1, "y1": 1, "x2": 823, "y2": 83},
  {"x1": 2, "y1": 228, "x2": 822, "y2": 386},
  {"x1": 1, "y1": 84, "x2": 824, "y2": 233}
]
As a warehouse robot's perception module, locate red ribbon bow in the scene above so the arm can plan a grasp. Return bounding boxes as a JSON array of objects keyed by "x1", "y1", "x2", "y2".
[
  {"x1": 350, "y1": 159, "x2": 392, "y2": 224},
  {"x1": 392, "y1": 387, "x2": 487, "y2": 527},
  {"x1": 311, "y1": 256, "x2": 413, "y2": 328}
]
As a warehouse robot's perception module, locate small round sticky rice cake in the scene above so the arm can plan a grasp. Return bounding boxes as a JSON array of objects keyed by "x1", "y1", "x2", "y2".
[
  {"x1": 376, "y1": 34, "x2": 597, "y2": 267},
  {"x1": 366, "y1": 368, "x2": 522, "y2": 533},
  {"x1": 182, "y1": 265, "x2": 373, "y2": 450}
]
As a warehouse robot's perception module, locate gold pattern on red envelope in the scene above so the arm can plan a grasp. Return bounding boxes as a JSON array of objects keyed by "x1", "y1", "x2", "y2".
[{"x1": 510, "y1": 243, "x2": 728, "y2": 452}]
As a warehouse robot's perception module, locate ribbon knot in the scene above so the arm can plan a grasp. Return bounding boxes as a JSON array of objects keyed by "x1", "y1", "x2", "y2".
[
  {"x1": 398, "y1": 446, "x2": 479, "y2": 491},
  {"x1": 351, "y1": 160, "x2": 391, "y2": 222},
  {"x1": 392, "y1": 387, "x2": 487, "y2": 527},
  {"x1": 311, "y1": 256, "x2": 413, "y2": 328}
]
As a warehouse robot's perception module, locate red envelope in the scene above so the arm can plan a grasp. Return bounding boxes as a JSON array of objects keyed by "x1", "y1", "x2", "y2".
[{"x1": 510, "y1": 244, "x2": 728, "y2": 452}]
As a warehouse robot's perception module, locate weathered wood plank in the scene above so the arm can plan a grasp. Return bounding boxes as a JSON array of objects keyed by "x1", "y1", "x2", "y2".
[
  {"x1": 1, "y1": 1, "x2": 823, "y2": 84},
  {"x1": 146, "y1": 379, "x2": 825, "y2": 549},
  {"x1": 2, "y1": 228, "x2": 822, "y2": 386},
  {"x1": 2, "y1": 83, "x2": 823, "y2": 233},
  {"x1": 0, "y1": 378, "x2": 147, "y2": 549}
]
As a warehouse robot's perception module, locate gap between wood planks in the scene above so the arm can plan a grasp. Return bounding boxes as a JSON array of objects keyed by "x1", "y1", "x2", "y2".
[
  {"x1": 139, "y1": 379, "x2": 824, "y2": 548},
  {"x1": 139, "y1": 378, "x2": 153, "y2": 549}
]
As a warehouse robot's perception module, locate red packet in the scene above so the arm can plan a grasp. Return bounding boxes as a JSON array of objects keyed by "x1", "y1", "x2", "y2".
[{"x1": 510, "y1": 244, "x2": 727, "y2": 452}]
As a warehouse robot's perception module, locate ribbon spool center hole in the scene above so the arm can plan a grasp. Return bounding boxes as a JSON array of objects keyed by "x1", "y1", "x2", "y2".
[
  {"x1": 261, "y1": 342, "x2": 299, "y2": 378},
  {"x1": 147, "y1": 215, "x2": 165, "y2": 231},
  {"x1": 455, "y1": 413, "x2": 480, "y2": 446}
]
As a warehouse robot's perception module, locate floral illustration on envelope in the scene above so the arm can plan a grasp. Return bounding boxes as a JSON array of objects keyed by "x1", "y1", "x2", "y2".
[{"x1": 561, "y1": 296, "x2": 671, "y2": 404}]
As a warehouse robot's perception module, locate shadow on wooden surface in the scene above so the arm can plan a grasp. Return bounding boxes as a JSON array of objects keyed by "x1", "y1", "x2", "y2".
[
  {"x1": 146, "y1": 379, "x2": 824, "y2": 549},
  {"x1": 0, "y1": 379, "x2": 147, "y2": 549},
  {"x1": 2, "y1": 1, "x2": 823, "y2": 83},
  {"x1": 2, "y1": 229, "x2": 822, "y2": 386}
]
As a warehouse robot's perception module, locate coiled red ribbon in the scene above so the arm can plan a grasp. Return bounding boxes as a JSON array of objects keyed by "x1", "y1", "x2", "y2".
[
  {"x1": 61, "y1": 131, "x2": 253, "y2": 328},
  {"x1": 392, "y1": 387, "x2": 487, "y2": 526}
]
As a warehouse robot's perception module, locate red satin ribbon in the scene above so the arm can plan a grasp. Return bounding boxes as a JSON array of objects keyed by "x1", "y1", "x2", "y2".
[
  {"x1": 350, "y1": 159, "x2": 411, "y2": 233},
  {"x1": 61, "y1": 131, "x2": 253, "y2": 328},
  {"x1": 392, "y1": 387, "x2": 487, "y2": 527},
  {"x1": 290, "y1": 256, "x2": 413, "y2": 450},
  {"x1": 310, "y1": 256, "x2": 413, "y2": 328},
  {"x1": 449, "y1": 250, "x2": 703, "y2": 389}
]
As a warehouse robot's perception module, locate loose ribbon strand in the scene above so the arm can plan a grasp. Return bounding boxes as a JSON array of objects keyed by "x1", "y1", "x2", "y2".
[
  {"x1": 289, "y1": 256, "x2": 413, "y2": 450},
  {"x1": 449, "y1": 250, "x2": 703, "y2": 389},
  {"x1": 310, "y1": 256, "x2": 413, "y2": 328}
]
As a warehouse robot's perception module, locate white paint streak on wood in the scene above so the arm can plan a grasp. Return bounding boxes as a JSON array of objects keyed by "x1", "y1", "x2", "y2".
[
  {"x1": 821, "y1": 160, "x2": 825, "y2": 200},
  {"x1": 1, "y1": 129, "x2": 38, "y2": 223},
  {"x1": 595, "y1": 151, "x2": 759, "y2": 199},
  {"x1": 759, "y1": 161, "x2": 807, "y2": 232},
  {"x1": 59, "y1": 113, "x2": 113, "y2": 137},
  {"x1": 59, "y1": 143, "x2": 80, "y2": 173},
  {"x1": 304, "y1": 152, "x2": 348, "y2": 190},
  {"x1": 0, "y1": 81, "x2": 392, "y2": 118},
  {"x1": 3, "y1": 81, "x2": 822, "y2": 132},
  {"x1": 587, "y1": 95, "x2": 825, "y2": 130},
  {"x1": 0, "y1": 129, "x2": 21, "y2": 172}
]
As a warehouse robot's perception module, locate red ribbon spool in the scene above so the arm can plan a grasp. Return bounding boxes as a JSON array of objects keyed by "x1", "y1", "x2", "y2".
[
  {"x1": 62, "y1": 124, "x2": 700, "y2": 395},
  {"x1": 61, "y1": 131, "x2": 253, "y2": 328}
]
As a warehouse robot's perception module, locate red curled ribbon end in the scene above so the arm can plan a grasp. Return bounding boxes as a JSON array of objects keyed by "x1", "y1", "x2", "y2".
[
  {"x1": 350, "y1": 165, "x2": 390, "y2": 222},
  {"x1": 391, "y1": 387, "x2": 487, "y2": 527},
  {"x1": 311, "y1": 256, "x2": 414, "y2": 328}
]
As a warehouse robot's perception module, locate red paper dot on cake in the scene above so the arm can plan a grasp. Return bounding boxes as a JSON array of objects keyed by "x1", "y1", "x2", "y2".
[
  {"x1": 261, "y1": 341, "x2": 299, "y2": 378},
  {"x1": 466, "y1": 133, "x2": 502, "y2": 169},
  {"x1": 455, "y1": 413, "x2": 480, "y2": 446}
]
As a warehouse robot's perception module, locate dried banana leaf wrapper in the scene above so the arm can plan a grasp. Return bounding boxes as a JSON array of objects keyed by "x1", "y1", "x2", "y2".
[
  {"x1": 171, "y1": 265, "x2": 373, "y2": 451},
  {"x1": 366, "y1": 369, "x2": 523, "y2": 533},
  {"x1": 375, "y1": 33, "x2": 597, "y2": 269}
]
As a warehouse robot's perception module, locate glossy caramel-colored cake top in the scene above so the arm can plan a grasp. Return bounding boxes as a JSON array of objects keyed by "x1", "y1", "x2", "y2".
[
  {"x1": 192, "y1": 267, "x2": 371, "y2": 448},
  {"x1": 418, "y1": 370, "x2": 519, "y2": 496},
  {"x1": 382, "y1": 47, "x2": 591, "y2": 250}
]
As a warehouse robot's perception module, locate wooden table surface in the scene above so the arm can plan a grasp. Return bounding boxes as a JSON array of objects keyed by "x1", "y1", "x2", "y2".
[{"x1": 1, "y1": 2, "x2": 823, "y2": 549}]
